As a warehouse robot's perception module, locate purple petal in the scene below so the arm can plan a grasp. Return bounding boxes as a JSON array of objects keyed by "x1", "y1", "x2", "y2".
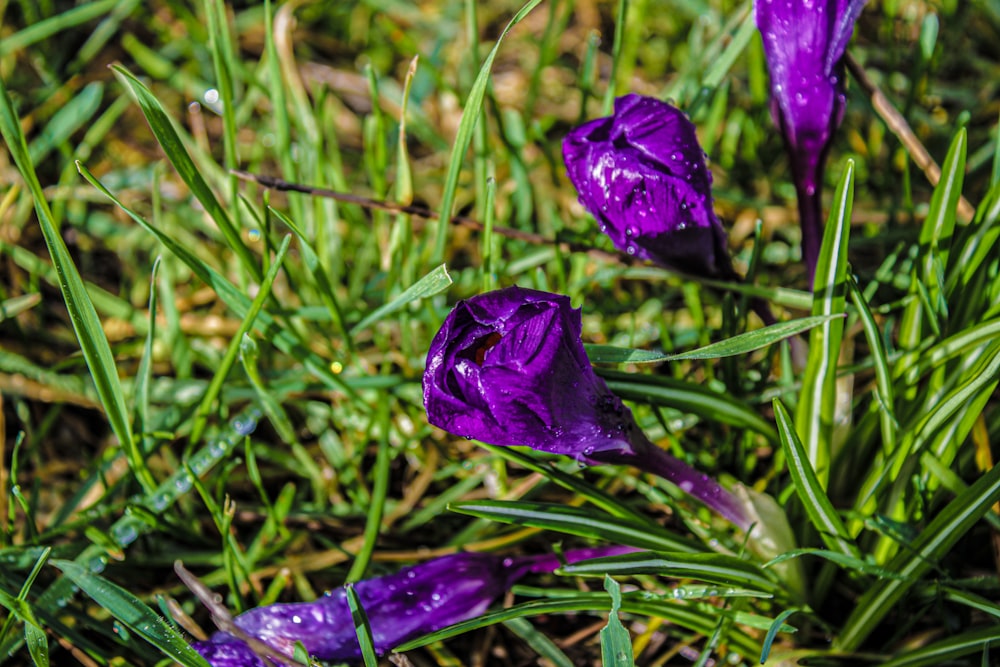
[
  {"x1": 755, "y1": 0, "x2": 866, "y2": 165},
  {"x1": 563, "y1": 94, "x2": 732, "y2": 277},
  {"x1": 231, "y1": 553, "x2": 512, "y2": 661},
  {"x1": 423, "y1": 286, "x2": 640, "y2": 461},
  {"x1": 755, "y1": 0, "x2": 867, "y2": 275},
  {"x1": 204, "y1": 547, "x2": 629, "y2": 663},
  {"x1": 192, "y1": 634, "x2": 266, "y2": 667}
]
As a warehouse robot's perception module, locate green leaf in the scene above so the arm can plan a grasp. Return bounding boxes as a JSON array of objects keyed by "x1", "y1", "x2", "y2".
[
  {"x1": 836, "y1": 462, "x2": 1000, "y2": 650},
  {"x1": 449, "y1": 500, "x2": 703, "y2": 553},
  {"x1": 51, "y1": 560, "x2": 210, "y2": 667},
  {"x1": 345, "y1": 584, "x2": 378, "y2": 667},
  {"x1": 503, "y1": 617, "x2": 574, "y2": 667},
  {"x1": 773, "y1": 400, "x2": 860, "y2": 559},
  {"x1": 0, "y1": 72, "x2": 150, "y2": 493},
  {"x1": 920, "y1": 128, "x2": 966, "y2": 316},
  {"x1": 600, "y1": 369, "x2": 778, "y2": 443},
  {"x1": 563, "y1": 551, "x2": 778, "y2": 594},
  {"x1": 478, "y1": 444, "x2": 660, "y2": 527},
  {"x1": 397, "y1": 593, "x2": 761, "y2": 656},
  {"x1": 600, "y1": 577, "x2": 634, "y2": 667},
  {"x1": 880, "y1": 626, "x2": 1000, "y2": 667},
  {"x1": 23, "y1": 623, "x2": 48, "y2": 667},
  {"x1": 28, "y1": 81, "x2": 103, "y2": 164},
  {"x1": 796, "y1": 160, "x2": 854, "y2": 486},
  {"x1": 350, "y1": 264, "x2": 452, "y2": 334},
  {"x1": 585, "y1": 315, "x2": 840, "y2": 364},
  {"x1": 760, "y1": 608, "x2": 799, "y2": 664},
  {"x1": 0, "y1": 0, "x2": 119, "y2": 56},
  {"x1": 848, "y1": 274, "x2": 897, "y2": 456},
  {"x1": 110, "y1": 65, "x2": 260, "y2": 281},
  {"x1": 763, "y1": 549, "x2": 903, "y2": 579},
  {"x1": 0, "y1": 293, "x2": 40, "y2": 323}
]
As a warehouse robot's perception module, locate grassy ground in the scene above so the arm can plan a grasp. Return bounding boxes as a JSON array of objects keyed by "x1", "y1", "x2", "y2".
[{"x1": 2, "y1": 0, "x2": 1000, "y2": 665}]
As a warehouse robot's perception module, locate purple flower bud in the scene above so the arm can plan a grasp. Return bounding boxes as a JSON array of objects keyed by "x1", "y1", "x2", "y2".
[
  {"x1": 423, "y1": 286, "x2": 639, "y2": 461},
  {"x1": 190, "y1": 548, "x2": 633, "y2": 666},
  {"x1": 562, "y1": 94, "x2": 734, "y2": 278},
  {"x1": 755, "y1": 0, "x2": 867, "y2": 277},
  {"x1": 423, "y1": 286, "x2": 751, "y2": 530}
]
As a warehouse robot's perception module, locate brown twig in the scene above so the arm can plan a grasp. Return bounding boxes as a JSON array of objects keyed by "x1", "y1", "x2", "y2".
[
  {"x1": 845, "y1": 52, "x2": 976, "y2": 222},
  {"x1": 232, "y1": 169, "x2": 784, "y2": 319},
  {"x1": 173, "y1": 561, "x2": 295, "y2": 667}
]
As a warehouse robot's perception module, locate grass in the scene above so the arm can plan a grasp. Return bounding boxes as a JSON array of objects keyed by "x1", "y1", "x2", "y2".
[{"x1": 2, "y1": 0, "x2": 1000, "y2": 665}]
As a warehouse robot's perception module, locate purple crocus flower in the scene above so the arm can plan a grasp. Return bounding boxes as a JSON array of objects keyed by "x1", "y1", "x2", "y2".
[
  {"x1": 755, "y1": 0, "x2": 867, "y2": 278},
  {"x1": 191, "y1": 547, "x2": 632, "y2": 666},
  {"x1": 562, "y1": 93, "x2": 735, "y2": 279},
  {"x1": 191, "y1": 636, "x2": 266, "y2": 667},
  {"x1": 422, "y1": 286, "x2": 751, "y2": 530}
]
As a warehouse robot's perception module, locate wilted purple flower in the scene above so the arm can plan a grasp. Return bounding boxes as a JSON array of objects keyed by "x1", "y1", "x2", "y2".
[
  {"x1": 191, "y1": 547, "x2": 631, "y2": 666},
  {"x1": 755, "y1": 0, "x2": 868, "y2": 277},
  {"x1": 562, "y1": 94, "x2": 735, "y2": 279},
  {"x1": 423, "y1": 286, "x2": 751, "y2": 530}
]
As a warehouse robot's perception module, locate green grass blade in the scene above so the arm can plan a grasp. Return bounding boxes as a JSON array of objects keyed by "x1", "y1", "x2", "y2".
[
  {"x1": 899, "y1": 315, "x2": 1000, "y2": 382},
  {"x1": 836, "y1": 462, "x2": 1000, "y2": 651},
  {"x1": 76, "y1": 162, "x2": 358, "y2": 401},
  {"x1": 759, "y1": 608, "x2": 799, "y2": 664},
  {"x1": 398, "y1": 593, "x2": 761, "y2": 656},
  {"x1": 0, "y1": 293, "x2": 41, "y2": 322},
  {"x1": 0, "y1": 0, "x2": 119, "y2": 57},
  {"x1": 586, "y1": 314, "x2": 841, "y2": 364},
  {"x1": 431, "y1": 0, "x2": 544, "y2": 264},
  {"x1": 773, "y1": 400, "x2": 860, "y2": 559},
  {"x1": 562, "y1": 551, "x2": 778, "y2": 594},
  {"x1": 189, "y1": 234, "x2": 292, "y2": 444},
  {"x1": 134, "y1": 258, "x2": 160, "y2": 454},
  {"x1": 345, "y1": 584, "x2": 378, "y2": 667},
  {"x1": 920, "y1": 128, "x2": 966, "y2": 316},
  {"x1": 848, "y1": 274, "x2": 897, "y2": 455},
  {"x1": 503, "y1": 617, "x2": 574, "y2": 667},
  {"x1": 23, "y1": 623, "x2": 47, "y2": 667},
  {"x1": 346, "y1": 404, "x2": 392, "y2": 583},
  {"x1": 796, "y1": 160, "x2": 854, "y2": 486},
  {"x1": 600, "y1": 576, "x2": 634, "y2": 667},
  {"x1": 700, "y1": 5, "x2": 755, "y2": 90},
  {"x1": 478, "y1": 444, "x2": 661, "y2": 527},
  {"x1": 889, "y1": 342, "x2": 1000, "y2": 481},
  {"x1": 601, "y1": 370, "x2": 778, "y2": 443},
  {"x1": 268, "y1": 207, "x2": 351, "y2": 349},
  {"x1": 51, "y1": 560, "x2": 210, "y2": 667},
  {"x1": 28, "y1": 81, "x2": 103, "y2": 164},
  {"x1": 350, "y1": 264, "x2": 452, "y2": 334},
  {"x1": 880, "y1": 626, "x2": 1000, "y2": 667},
  {"x1": 110, "y1": 65, "x2": 260, "y2": 282},
  {"x1": 450, "y1": 500, "x2": 702, "y2": 553},
  {"x1": 0, "y1": 73, "x2": 150, "y2": 493}
]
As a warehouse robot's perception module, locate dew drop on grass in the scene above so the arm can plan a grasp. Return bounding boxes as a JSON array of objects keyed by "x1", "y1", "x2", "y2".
[
  {"x1": 174, "y1": 475, "x2": 192, "y2": 493},
  {"x1": 150, "y1": 493, "x2": 171, "y2": 512},
  {"x1": 207, "y1": 438, "x2": 227, "y2": 458},
  {"x1": 112, "y1": 523, "x2": 139, "y2": 548},
  {"x1": 88, "y1": 555, "x2": 107, "y2": 574}
]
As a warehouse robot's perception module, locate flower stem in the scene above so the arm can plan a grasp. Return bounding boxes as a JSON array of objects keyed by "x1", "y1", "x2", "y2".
[
  {"x1": 624, "y1": 435, "x2": 752, "y2": 532},
  {"x1": 795, "y1": 175, "x2": 823, "y2": 283}
]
